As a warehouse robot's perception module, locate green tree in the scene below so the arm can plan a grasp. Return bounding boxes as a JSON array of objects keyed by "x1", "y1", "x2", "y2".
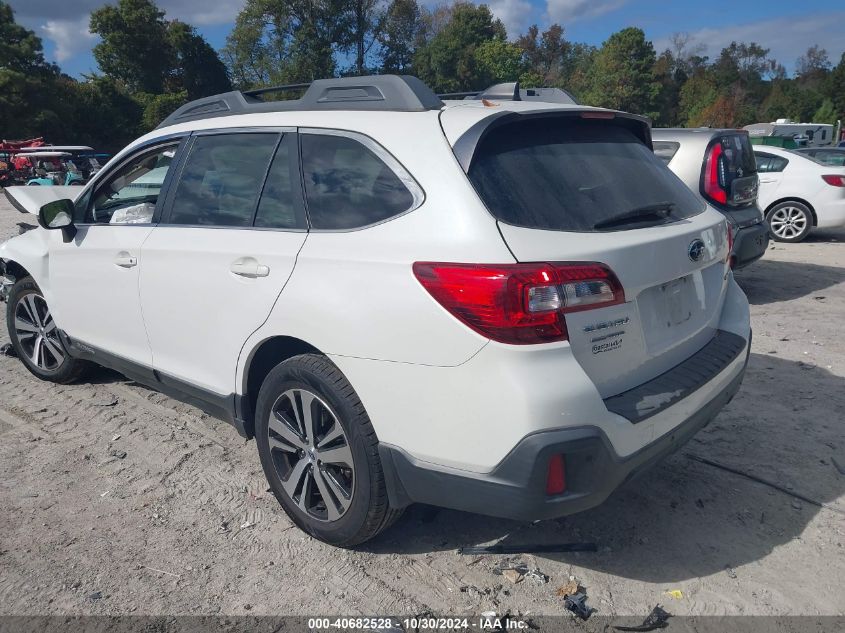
[
  {"x1": 224, "y1": 0, "x2": 345, "y2": 88},
  {"x1": 813, "y1": 98, "x2": 838, "y2": 126},
  {"x1": 168, "y1": 21, "x2": 231, "y2": 98},
  {"x1": 826, "y1": 53, "x2": 845, "y2": 121},
  {"x1": 474, "y1": 39, "x2": 525, "y2": 85},
  {"x1": 583, "y1": 27, "x2": 660, "y2": 117},
  {"x1": 516, "y1": 24, "x2": 569, "y2": 86},
  {"x1": 90, "y1": 0, "x2": 174, "y2": 93},
  {"x1": 413, "y1": 2, "x2": 506, "y2": 93},
  {"x1": 378, "y1": 0, "x2": 423, "y2": 73},
  {"x1": 0, "y1": 2, "x2": 63, "y2": 138}
]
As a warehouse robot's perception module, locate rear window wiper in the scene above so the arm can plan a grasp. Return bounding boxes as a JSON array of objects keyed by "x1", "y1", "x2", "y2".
[{"x1": 593, "y1": 202, "x2": 675, "y2": 230}]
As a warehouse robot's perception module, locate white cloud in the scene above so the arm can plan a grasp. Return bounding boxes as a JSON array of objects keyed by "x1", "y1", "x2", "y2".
[
  {"x1": 41, "y1": 16, "x2": 97, "y2": 63},
  {"x1": 545, "y1": 0, "x2": 626, "y2": 25},
  {"x1": 488, "y1": 0, "x2": 534, "y2": 36},
  {"x1": 651, "y1": 13, "x2": 845, "y2": 73}
]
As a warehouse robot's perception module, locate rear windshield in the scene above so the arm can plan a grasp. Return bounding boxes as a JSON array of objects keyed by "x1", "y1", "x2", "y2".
[{"x1": 468, "y1": 118, "x2": 704, "y2": 232}]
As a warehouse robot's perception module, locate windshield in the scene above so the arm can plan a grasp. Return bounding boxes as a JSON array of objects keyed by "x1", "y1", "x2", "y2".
[{"x1": 467, "y1": 118, "x2": 704, "y2": 232}]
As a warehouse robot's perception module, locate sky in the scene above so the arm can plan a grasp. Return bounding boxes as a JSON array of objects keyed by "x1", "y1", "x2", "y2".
[{"x1": 9, "y1": 0, "x2": 845, "y2": 79}]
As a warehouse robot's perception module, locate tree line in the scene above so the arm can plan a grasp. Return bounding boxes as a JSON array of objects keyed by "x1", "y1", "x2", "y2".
[{"x1": 2, "y1": 0, "x2": 844, "y2": 152}]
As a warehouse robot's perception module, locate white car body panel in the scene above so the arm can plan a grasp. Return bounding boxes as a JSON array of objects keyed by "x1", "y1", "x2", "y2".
[
  {"x1": 755, "y1": 146, "x2": 845, "y2": 229},
  {"x1": 139, "y1": 227, "x2": 307, "y2": 394},
  {"x1": 49, "y1": 225, "x2": 154, "y2": 365}
]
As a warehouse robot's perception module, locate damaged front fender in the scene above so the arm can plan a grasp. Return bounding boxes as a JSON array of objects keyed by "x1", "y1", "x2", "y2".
[{"x1": 0, "y1": 228, "x2": 52, "y2": 300}]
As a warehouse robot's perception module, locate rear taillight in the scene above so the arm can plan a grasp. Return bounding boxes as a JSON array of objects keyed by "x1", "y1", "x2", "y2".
[
  {"x1": 822, "y1": 174, "x2": 845, "y2": 187},
  {"x1": 412, "y1": 262, "x2": 625, "y2": 345},
  {"x1": 703, "y1": 141, "x2": 728, "y2": 205}
]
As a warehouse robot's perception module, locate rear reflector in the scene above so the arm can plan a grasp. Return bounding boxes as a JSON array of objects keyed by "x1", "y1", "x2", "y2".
[
  {"x1": 822, "y1": 174, "x2": 845, "y2": 187},
  {"x1": 546, "y1": 454, "x2": 566, "y2": 495},
  {"x1": 413, "y1": 262, "x2": 625, "y2": 345}
]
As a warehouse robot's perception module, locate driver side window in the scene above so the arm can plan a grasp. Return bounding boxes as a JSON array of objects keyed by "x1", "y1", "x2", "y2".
[{"x1": 87, "y1": 143, "x2": 179, "y2": 224}]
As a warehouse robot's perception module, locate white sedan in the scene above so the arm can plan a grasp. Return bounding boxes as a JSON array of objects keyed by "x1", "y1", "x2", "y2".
[{"x1": 754, "y1": 146, "x2": 845, "y2": 242}]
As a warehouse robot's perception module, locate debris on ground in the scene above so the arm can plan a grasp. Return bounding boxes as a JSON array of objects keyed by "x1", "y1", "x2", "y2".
[
  {"x1": 664, "y1": 589, "x2": 684, "y2": 600},
  {"x1": 556, "y1": 579, "x2": 580, "y2": 597},
  {"x1": 725, "y1": 565, "x2": 738, "y2": 579},
  {"x1": 109, "y1": 450, "x2": 127, "y2": 459},
  {"x1": 524, "y1": 568, "x2": 549, "y2": 584},
  {"x1": 613, "y1": 605, "x2": 672, "y2": 631},
  {"x1": 0, "y1": 343, "x2": 17, "y2": 357},
  {"x1": 111, "y1": 434, "x2": 121, "y2": 442},
  {"x1": 86, "y1": 591, "x2": 102, "y2": 601},
  {"x1": 459, "y1": 542, "x2": 597, "y2": 555},
  {"x1": 564, "y1": 591, "x2": 593, "y2": 620},
  {"x1": 502, "y1": 569, "x2": 524, "y2": 584},
  {"x1": 93, "y1": 396, "x2": 118, "y2": 407}
]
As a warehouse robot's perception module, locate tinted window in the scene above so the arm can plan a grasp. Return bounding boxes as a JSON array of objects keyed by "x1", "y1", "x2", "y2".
[
  {"x1": 813, "y1": 150, "x2": 845, "y2": 167},
  {"x1": 168, "y1": 133, "x2": 277, "y2": 226},
  {"x1": 301, "y1": 133, "x2": 416, "y2": 230},
  {"x1": 88, "y1": 144, "x2": 178, "y2": 224},
  {"x1": 755, "y1": 153, "x2": 789, "y2": 173},
  {"x1": 255, "y1": 135, "x2": 305, "y2": 229},
  {"x1": 652, "y1": 141, "x2": 680, "y2": 164},
  {"x1": 468, "y1": 118, "x2": 704, "y2": 232}
]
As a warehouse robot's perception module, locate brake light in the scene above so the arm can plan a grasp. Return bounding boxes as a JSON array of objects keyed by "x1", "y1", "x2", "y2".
[
  {"x1": 412, "y1": 262, "x2": 625, "y2": 344},
  {"x1": 580, "y1": 111, "x2": 615, "y2": 119},
  {"x1": 822, "y1": 174, "x2": 845, "y2": 187},
  {"x1": 704, "y1": 141, "x2": 728, "y2": 204}
]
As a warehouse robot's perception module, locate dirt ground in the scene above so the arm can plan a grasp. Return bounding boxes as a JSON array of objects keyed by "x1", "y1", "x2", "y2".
[{"x1": 0, "y1": 197, "x2": 843, "y2": 620}]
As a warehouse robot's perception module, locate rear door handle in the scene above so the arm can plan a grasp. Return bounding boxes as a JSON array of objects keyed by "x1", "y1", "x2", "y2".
[
  {"x1": 114, "y1": 252, "x2": 137, "y2": 268},
  {"x1": 230, "y1": 259, "x2": 270, "y2": 278}
]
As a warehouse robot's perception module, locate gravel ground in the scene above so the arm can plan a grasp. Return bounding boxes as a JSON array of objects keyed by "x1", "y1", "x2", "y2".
[{"x1": 0, "y1": 197, "x2": 843, "y2": 618}]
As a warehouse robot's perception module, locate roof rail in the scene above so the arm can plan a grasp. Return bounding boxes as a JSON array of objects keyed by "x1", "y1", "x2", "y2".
[
  {"x1": 156, "y1": 75, "x2": 444, "y2": 129},
  {"x1": 438, "y1": 81, "x2": 579, "y2": 105}
]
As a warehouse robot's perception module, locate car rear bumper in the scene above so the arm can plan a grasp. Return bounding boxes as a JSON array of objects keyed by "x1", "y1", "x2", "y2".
[
  {"x1": 379, "y1": 330, "x2": 750, "y2": 521},
  {"x1": 731, "y1": 221, "x2": 769, "y2": 269}
]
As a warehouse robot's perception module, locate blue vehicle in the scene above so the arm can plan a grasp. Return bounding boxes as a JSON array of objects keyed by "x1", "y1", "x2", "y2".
[{"x1": 22, "y1": 151, "x2": 86, "y2": 186}]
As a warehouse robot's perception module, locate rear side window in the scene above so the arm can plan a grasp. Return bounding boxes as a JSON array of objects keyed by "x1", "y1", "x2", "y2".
[
  {"x1": 468, "y1": 118, "x2": 703, "y2": 232},
  {"x1": 652, "y1": 141, "x2": 680, "y2": 164},
  {"x1": 755, "y1": 153, "x2": 788, "y2": 173},
  {"x1": 301, "y1": 132, "x2": 420, "y2": 230},
  {"x1": 813, "y1": 150, "x2": 845, "y2": 167},
  {"x1": 168, "y1": 133, "x2": 277, "y2": 226}
]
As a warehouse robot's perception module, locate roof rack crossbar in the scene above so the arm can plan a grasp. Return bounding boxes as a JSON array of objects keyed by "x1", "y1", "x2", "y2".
[{"x1": 243, "y1": 83, "x2": 311, "y2": 98}]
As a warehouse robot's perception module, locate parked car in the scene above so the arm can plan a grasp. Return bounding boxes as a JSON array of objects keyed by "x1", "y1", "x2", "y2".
[
  {"x1": 652, "y1": 128, "x2": 769, "y2": 268},
  {"x1": 0, "y1": 76, "x2": 751, "y2": 546},
  {"x1": 753, "y1": 146, "x2": 845, "y2": 242},
  {"x1": 794, "y1": 147, "x2": 845, "y2": 167},
  {"x1": 21, "y1": 151, "x2": 85, "y2": 186}
]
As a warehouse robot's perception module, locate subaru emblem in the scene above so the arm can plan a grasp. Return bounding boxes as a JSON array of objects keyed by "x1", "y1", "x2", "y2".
[{"x1": 688, "y1": 238, "x2": 706, "y2": 262}]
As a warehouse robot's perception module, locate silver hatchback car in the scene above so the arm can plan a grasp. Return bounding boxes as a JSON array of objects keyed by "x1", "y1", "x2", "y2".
[{"x1": 652, "y1": 128, "x2": 769, "y2": 269}]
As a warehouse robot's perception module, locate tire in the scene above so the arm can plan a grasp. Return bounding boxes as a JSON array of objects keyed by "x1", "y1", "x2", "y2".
[
  {"x1": 766, "y1": 201, "x2": 812, "y2": 242},
  {"x1": 255, "y1": 353, "x2": 402, "y2": 546},
  {"x1": 6, "y1": 277, "x2": 89, "y2": 383}
]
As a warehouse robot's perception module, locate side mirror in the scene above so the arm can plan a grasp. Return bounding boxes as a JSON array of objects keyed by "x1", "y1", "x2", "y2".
[{"x1": 38, "y1": 199, "x2": 77, "y2": 243}]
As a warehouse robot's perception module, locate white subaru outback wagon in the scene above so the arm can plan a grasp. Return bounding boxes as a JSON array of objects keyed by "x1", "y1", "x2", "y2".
[{"x1": 0, "y1": 76, "x2": 751, "y2": 546}]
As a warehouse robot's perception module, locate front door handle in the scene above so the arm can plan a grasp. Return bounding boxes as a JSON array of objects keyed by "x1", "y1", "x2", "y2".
[
  {"x1": 230, "y1": 258, "x2": 270, "y2": 278},
  {"x1": 114, "y1": 252, "x2": 137, "y2": 268}
]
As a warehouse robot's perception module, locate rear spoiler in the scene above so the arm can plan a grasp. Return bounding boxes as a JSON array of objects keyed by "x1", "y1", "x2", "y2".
[{"x1": 450, "y1": 109, "x2": 652, "y2": 173}]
